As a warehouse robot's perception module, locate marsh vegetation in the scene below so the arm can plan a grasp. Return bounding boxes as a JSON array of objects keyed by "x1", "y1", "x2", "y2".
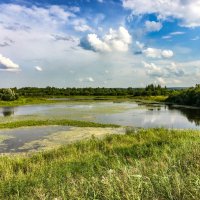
[{"x1": 0, "y1": 128, "x2": 199, "y2": 199}]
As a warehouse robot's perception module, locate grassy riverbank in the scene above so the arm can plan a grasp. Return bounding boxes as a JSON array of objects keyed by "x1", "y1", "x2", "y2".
[
  {"x1": 0, "y1": 128, "x2": 199, "y2": 199},
  {"x1": 133, "y1": 95, "x2": 167, "y2": 102},
  {"x1": 0, "y1": 96, "x2": 131, "y2": 106},
  {"x1": 0, "y1": 119, "x2": 120, "y2": 129},
  {"x1": 0, "y1": 95, "x2": 167, "y2": 106},
  {"x1": 0, "y1": 97, "x2": 57, "y2": 106},
  {"x1": 0, "y1": 96, "x2": 121, "y2": 106}
]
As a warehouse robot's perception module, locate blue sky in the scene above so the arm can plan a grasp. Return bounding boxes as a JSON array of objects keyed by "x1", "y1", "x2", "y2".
[{"x1": 0, "y1": 0, "x2": 200, "y2": 87}]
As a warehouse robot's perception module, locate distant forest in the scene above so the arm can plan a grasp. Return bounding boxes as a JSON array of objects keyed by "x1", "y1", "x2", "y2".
[
  {"x1": 2, "y1": 85, "x2": 200, "y2": 107},
  {"x1": 0, "y1": 84, "x2": 180, "y2": 101},
  {"x1": 1, "y1": 84, "x2": 174, "y2": 98}
]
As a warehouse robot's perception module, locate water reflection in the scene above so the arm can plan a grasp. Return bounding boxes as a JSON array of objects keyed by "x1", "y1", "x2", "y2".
[
  {"x1": 137, "y1": 102, "x2": 162, "y2": 112},
  {"x1": 168, "y1": 106, "x2": 200, "y2": 126},
  {"x1": 2, "y1": 107, "x2": 14, "y2": 117},
  {"x1": 1, "y1": 102, "x2": 200, "y2": 129}
]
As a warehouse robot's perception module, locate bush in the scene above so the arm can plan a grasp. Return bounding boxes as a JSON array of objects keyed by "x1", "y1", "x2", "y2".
[{"x1": 0, "y1": 88, "x2": 19, "y2": 101}]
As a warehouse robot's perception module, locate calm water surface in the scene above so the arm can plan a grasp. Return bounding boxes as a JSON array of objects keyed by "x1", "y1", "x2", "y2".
[
  {"x1": 1, "y1": 101, "x2": 200, "y2": 153},
  {"x1": 0, "y1": 126, "x2": 70, "y2": 153},
  {"x1": 0, "y1": 101, "x2": 200, "y2": 129}
]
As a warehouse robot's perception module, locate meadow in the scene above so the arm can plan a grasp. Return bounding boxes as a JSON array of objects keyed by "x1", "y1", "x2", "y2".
[{"x1": 0, "y1": 128, "x2": 199, "y2": 199}]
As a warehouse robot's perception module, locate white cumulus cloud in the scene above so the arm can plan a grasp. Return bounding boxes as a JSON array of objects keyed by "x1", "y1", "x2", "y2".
[
  {"x1": 143, "y1": 62, "x2": 162, "y2": 77},
  {"x1": 123, "y1": 0, "x2": 200, "y2": 27},
  {"x1": 143, "y1": 48, "x2": 162, "y2": 58},
  {"x1": 143, "y1": 62, "x2": 184, "y2": 78},
  {"x1": 81, "y1": 26, "x2": 132, "y2": 53},
  {"x1": 161, "y1": 50, "x2": 174, "y2": 58},
  {"x1": 0, "y1": 54, "x2": 20, "y2": 71},
  {"x1": 87, "y1": 34, "x2": 111, "y2": 52},
  {"x1": 143, "y1": 48, "x2": 174, "y2": 59}
]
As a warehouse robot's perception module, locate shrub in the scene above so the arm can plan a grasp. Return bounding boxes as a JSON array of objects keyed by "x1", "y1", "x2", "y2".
[{"x1": 0, "y1": 88, "x2": 19, "y2": 101}]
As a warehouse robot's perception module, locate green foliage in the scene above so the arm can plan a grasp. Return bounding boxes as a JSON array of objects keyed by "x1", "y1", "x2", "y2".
[
  {"x1": 0, "y1": 97, "x2": 62, "y2": 106},
  {"x1": 0, "y1": 88, "x2": 18, "y2": 101},
  {"x1": 0, "y1": 128, "x2": 199, "y2": 199},
  {"x1": 13, "y1": 85, "x2": 173, "y2": 97},
  {"x1": 167, "y1": 85, "x2": 200, "y2": 106},
  {"x1": 17, "y1": 86, "x2": 134, "y2": 97},
  {"x1": 133, "y1": 84, "x2": 172, "y2": 96},
  {"x1": 0, "y1": 119, "x2": 120, "y2": 129},
  {"x1": 0, "y1": 85, "x2": 175, "y2": 105}
]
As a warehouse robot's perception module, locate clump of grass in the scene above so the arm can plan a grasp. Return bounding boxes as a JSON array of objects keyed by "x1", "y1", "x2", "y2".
[
  {"x1": 133, "y1": 95, "x2": 168, "y2": 102},
  {"x1": 0, "y1": 119, "x2": 120, "y2": 129},
  {"x1": 0, "y1": 128, "x2": 199, "y2": 199},
  {"x1": 125, "y1": 126, "x2": 139, "y2": 135},
  {"x1": 0, "y1": 97, "x2": 55, "y2": 106}
]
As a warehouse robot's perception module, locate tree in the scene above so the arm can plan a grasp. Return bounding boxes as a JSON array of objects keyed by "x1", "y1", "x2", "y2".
[{"x1": 0, "y1": 88, "x2": 19, "y2": 101}]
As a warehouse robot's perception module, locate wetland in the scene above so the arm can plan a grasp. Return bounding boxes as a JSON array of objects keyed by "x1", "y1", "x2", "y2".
[{"x1": 0, "y1": 100, "x2": 200, "y2": 153}]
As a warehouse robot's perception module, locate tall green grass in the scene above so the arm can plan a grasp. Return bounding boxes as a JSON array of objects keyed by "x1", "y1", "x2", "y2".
[
  {"x1": 0, "y1": 119, "x2": 120, "y2": 129},
  {"x1": 0, "y1": 95, "x2": 167, "y2": 106},
  {"x1": 0, "y1": 128, "x2": 199, "y2": 199}
]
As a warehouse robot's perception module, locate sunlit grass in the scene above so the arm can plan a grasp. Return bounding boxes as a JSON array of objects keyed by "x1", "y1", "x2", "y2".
[
  {"x1": 0, "y1": 96, "x2": 125, "y2": 106},
  {"x1": 0, "y1": 119, "x2": 120, "y2": 129},
  {"x1": 0, "y1": 128, "x2": 199, "y2": 199},
  {"x1": 0, "y1": 95, "x2": 167, "y2": 106},
  {"x1": 133, "y1": 95, "x2": 168, "y2": 102}
]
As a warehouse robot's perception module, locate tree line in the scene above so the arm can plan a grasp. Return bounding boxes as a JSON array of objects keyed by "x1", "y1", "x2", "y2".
[
  {"x1": 17, "y1": 85, "x2": 173, "y2": 97},
  {"x1": 0, "y1": 85, "x2": 177, "y2": 101},
  {"x1": 166, "y1": 84, "x2": 200, "y2": 106},
  {"x1": 1, "y1": 85, "x2": 198, "y2": 107}
]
